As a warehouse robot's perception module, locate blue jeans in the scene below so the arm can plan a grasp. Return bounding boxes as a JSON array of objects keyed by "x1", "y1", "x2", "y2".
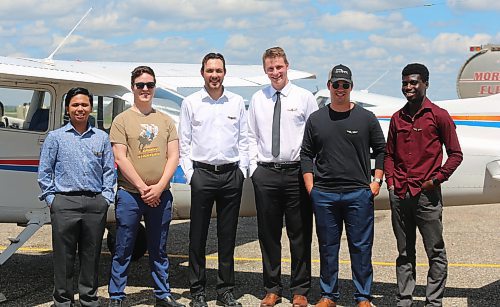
[
  {"x1": 108, "y1": 189, "x2": 173, "y2": 300},
  {"x1": 310, "y1": 188, "x2": 374, "y2": 303}
]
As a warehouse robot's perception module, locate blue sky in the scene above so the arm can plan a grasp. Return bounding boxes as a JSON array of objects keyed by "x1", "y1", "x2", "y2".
[{"x1": 0, "y1": 0, "x2": 499, "y2": 100}]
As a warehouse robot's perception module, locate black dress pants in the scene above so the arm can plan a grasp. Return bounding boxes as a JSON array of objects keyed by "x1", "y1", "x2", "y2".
[
  {"x1": 188, "y1": 167, "x2": 244, "y2": 295},
  {"x1": 251, "y1": 165, "x2": 312, "y2": 296},
  {"x1": 50, "y1": 193, "x2": 108, "y2": 307}
]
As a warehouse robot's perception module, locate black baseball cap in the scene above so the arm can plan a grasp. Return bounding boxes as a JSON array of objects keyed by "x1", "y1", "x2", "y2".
[{"x1": 329, "y1": 64, "x2": 352, "y2": 83}]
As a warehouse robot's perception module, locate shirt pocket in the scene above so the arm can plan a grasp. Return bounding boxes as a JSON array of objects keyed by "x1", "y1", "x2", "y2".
[
  {"x1": 287, "y1": 106, "x2": 305, "y2": 126},
  {"x1": 224, "y1": 112, "x2": 240, "y2": 129},
  {"x1": 192, "y1": 111, "x2": 206, "y2": 127}
]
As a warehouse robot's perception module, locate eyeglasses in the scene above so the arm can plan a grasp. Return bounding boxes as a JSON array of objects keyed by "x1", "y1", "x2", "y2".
[
  {"x1": 134, "y1": 82, "x2": 156, "y2": 89},
  {"x1": 332, "y1": 82, "x2": 351, "y2": 89}
]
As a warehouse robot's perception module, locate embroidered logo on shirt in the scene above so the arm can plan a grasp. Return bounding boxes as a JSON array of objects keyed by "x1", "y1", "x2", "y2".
[
  {"x1": 413, "y1": 127, "x2": 422, "y2": 132},
  {"x1": 346, "y1": 130, "x2": 359, "y2": 134}
]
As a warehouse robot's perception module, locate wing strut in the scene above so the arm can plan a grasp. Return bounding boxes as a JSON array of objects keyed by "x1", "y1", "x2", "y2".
[{"x1": 45, "y1": 7, "x2": 93, "y2": 62}]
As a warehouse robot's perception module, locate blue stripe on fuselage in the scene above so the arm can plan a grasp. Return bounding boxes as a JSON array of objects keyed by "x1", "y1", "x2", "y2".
[{"x1": 0, "y1": 165, "x2": 38, "y2": 172}]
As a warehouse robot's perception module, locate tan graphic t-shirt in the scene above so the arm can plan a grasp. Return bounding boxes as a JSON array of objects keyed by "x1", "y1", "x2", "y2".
[{"x1": 110, "y1": 108, "x2": 178, "y2": 193}]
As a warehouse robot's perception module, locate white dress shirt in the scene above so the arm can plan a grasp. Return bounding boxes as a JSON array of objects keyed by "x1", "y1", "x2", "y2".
[
  {"x1": 179, "y1": 87, "x2": 249, "y2": 183},
  {"x1": 248, "y1": 81, "x2": 318, "y2": 176}
]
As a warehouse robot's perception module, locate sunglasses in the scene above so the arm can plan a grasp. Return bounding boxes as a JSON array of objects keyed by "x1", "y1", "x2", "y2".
[
  {"x1": 332, "y1": 82, "x2": 351, "y2": 89},
  {"x1": 134, "y1": 82, "x2": 156, "y2": 89}
]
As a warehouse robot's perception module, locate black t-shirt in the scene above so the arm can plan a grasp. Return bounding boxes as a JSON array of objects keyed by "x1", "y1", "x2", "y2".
[{"x1": 300, "y1": 104, "x2": 386, "y2": 193}]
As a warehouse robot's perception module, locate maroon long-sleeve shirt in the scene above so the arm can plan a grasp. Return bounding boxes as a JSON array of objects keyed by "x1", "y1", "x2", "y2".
[{"x1": 384, "y1": 98, "x2": 463, "y2": 199}]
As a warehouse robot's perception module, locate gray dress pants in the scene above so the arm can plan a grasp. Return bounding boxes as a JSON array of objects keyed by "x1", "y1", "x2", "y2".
[{"x1": 389, "y1": 187, "x2": 447, "y2": 307}]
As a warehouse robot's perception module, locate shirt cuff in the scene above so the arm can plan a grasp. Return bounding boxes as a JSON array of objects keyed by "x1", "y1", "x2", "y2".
[
  {"x1": 45, "y1": 194, "x2": 55, "y2": 207},
  {"x1": 186, "y1": 169, "x2": 194, "y2": 184}
]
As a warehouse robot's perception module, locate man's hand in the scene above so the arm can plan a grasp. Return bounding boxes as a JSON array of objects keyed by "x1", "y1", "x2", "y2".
[
  {"x1": 369, "y1": 181, "x2": 381, "y2": 197},
  {"x1": 305, "y1": 183, "x2": 313, "y2": 195},
  {"x1": 421, "y1": 179, "x2": 435, "y2": 191},
  {"x1": 141, "y1": 183, "x2": 163, "y2": 207}
]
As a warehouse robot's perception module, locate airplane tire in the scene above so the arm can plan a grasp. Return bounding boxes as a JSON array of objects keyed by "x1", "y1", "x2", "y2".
[{"x1": 106, "y1": 223, "x2": 148, "y2": 261}]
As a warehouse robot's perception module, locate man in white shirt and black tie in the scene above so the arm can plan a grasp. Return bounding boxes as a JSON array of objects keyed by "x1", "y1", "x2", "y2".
[
  {"x1": 179, "y1": 52, "x2": 249, "y2": 307},
  {"x1": 247, "y1": 47, "x2": 318, "y2": 307}
]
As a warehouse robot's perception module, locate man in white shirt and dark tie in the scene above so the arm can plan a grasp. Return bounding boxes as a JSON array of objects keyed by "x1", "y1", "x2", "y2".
[
  {"x1": 179, "y1": 52, "x2": 249, "y2": 307},
  {"x1": 247, "y1": 47, "x2": 318, "y2": 307}
]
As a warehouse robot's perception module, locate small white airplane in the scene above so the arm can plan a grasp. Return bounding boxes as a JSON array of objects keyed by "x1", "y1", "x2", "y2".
[{"x1": 315, "y1": 88, "x2": 500, "y2": 209}]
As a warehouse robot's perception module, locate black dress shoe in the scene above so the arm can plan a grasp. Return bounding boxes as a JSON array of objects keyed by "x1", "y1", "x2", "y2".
[
  {"x1": 156, "y1": 295, "x2": 185, "y2": 307},
  {"x1": 216, "y1": 291, "x2": 242, "y2": 307},
  {"x1": 191, "y1": 294, "x2": 208, "y2": 307},
  {"x1": 108, "y1": 299, "x2": 123, "y2": 307}
]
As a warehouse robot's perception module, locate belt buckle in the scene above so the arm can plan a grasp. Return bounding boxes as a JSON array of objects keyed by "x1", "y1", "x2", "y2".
[
  {"x1": 273, "y1": 163, "x2": 281, "y2": 169},
  {"x1": 214, "y1": 165, "x2": 219, "y2": 172}
]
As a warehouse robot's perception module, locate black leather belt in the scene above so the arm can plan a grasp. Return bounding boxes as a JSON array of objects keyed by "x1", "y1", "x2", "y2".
[
  {"x1": 258, "y1": 161, "x2": 301, "y2": 169},
  {"x1": 193, "y1": 161, "x2": 239, "y2": 173},
  {"x1": 56, "y1": 191, "x2": 100, "y2": 196}
]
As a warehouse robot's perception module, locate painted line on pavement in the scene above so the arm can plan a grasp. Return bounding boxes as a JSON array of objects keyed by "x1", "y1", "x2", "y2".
[{"x1": 2, "y1": 246, "x2": 499, "y2": 269}]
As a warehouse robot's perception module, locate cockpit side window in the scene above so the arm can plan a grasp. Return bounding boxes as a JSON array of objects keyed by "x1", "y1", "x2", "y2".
[{"x1": 0, "y1": 87, "x2": 51, "y2": 132}]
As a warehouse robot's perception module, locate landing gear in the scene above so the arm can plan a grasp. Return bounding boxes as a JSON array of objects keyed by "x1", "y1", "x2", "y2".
[{"x1": 106, "y1": 223, "x2": 148, "y2": 261}]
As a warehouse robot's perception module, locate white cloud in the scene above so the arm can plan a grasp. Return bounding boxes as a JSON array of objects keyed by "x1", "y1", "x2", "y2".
[
  {"x1": 226, "y1": 34, "x2": 254, "y2": 50},
  {"x1": 369, "y1": 34, "x2": 429, "y2": 53},
  {"x1": 318, "y1": 11, "x2": 388, "y2": 32},
  {"x1": 0, "y1": 0, "x2": 87, "y2": 19},
  {"x1": 431, "y1": 33, "x2": 493, "y2": 54},
  {"x1": 447, "y1": 0, "x2": 500, "y2": 11},
  {"x1": 334, "y1": 0, "x2": 430, "y2": 12}
]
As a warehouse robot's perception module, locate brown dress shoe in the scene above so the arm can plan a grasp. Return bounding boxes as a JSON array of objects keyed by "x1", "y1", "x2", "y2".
[
  {"x1": 292, "y1": 294, "x2": 308, "y2": 307},
  {"x1": 260, "y1": 293, "x2": 281, "y2": 307},
  {"x1": 357, "y1": 300, "x2": 371, "y2": 307},
  {"x1": 315, "y1": 297, "x2": 336, "y2": 307}
]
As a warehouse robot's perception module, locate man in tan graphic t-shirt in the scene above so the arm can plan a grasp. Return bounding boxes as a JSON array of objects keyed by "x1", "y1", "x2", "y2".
[{"x1": 108, "y1": 66, "x2": 184, "y2": 307}]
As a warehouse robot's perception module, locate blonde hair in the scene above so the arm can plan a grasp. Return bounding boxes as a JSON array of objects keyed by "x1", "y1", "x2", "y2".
[{"x1": 262, "y1": 47, "x2": 289, "y2": 68}]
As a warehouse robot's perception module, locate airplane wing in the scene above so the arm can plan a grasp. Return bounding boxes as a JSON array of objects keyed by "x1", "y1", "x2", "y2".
[
  {"x1": 1, "y1": 56, "x2": 316, "y2": 95},
  {"x1": 0, "y1": 56, "x2": 127, "y2": 90},
  {"x1": 20, "y1": 58, "x2": 316, "y2": 91}
]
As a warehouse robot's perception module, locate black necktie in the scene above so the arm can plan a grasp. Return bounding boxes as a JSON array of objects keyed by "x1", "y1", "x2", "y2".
[{"x1": 272, "y1": 91, "x2": 281, "y2": 158}]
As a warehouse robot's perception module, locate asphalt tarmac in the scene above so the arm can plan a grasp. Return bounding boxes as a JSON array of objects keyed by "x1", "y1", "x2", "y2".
[{"x1": 0, "y1": 203, "x2": 499, "y2": 306}]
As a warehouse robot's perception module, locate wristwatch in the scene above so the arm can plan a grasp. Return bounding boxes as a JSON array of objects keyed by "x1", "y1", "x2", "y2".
[{"x1": 373, "y1": 177, "x2": 382, "y2": 186}]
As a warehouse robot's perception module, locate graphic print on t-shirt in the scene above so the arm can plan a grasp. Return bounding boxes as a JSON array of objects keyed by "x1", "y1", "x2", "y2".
[{"x1": 138, "y1": 123, "x2": 160, "y2": 158}]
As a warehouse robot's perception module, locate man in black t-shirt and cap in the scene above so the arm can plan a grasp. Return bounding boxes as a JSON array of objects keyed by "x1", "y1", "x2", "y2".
[{"x1": 300, "y1": 64, "x2": 386, "y2": 307}]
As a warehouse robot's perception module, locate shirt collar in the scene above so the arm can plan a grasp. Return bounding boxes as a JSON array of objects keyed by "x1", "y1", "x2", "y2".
[
  {"x1": 63, "y1": 121, "x2": 95, "y2": 136},
  {"x1": 201, "y1": 86, "x2": 228, "y2": 102},
  {"x1": 270, "y1": 81, "x2": 292, "y2": 98},
  {"x1": 402, "y1": 97, "x2": 432, "y2": 118}
]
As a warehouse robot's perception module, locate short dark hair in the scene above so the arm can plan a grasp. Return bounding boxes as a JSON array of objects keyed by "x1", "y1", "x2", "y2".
[
  {"x1": 201, "y1": 52, "x2": 226, "y2": 73},
  {"x1": 131, "y1": 66, "x2": 156, "y2": 87},
  {"x1": 64, "y1": 87, "x2": 93, "y2": 108},
  {"x1": 402, "y1": 63, "x2": 429, "y2": 82}
]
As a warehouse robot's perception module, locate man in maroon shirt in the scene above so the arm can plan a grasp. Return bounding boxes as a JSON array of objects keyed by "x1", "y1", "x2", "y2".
[{"x1": 384, "y1": 63, "x2": 463, "y2": 307}]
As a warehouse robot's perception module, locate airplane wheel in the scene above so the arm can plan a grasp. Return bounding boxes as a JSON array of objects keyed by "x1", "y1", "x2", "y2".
[{"x1": 106, "y1": 223, "x2": 148, "y2": 261}]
